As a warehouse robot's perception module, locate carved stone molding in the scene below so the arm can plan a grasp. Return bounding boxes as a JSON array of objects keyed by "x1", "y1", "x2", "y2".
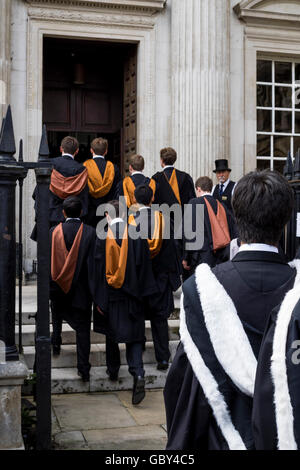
[
  {"x1": 234, "y1": 0, "x2": 300, "y2": 28},
  {"x1": 27, "y1": 7, "x2": 156, "y2": 27},
  {"x1": 25, "y1": 0, "x2": 166, "y2": 14}
]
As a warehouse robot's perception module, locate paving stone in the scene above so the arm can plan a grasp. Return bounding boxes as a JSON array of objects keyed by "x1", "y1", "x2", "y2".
[
  {"x1": 52, "y1": 393, "x2": 136, "y2": 432},
  {"x1": 83, "y1": 425, "x2": 167, "y2": 450},
  {"x1": 117, "y1": 390, "x2": 167, "y2": 426},
  {"x1": 54, "y1": 431, "x2": 87, "y2": 450}
]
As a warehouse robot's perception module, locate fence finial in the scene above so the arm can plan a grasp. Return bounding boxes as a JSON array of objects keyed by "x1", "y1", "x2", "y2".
[
  {"x1": 38, "y1": 124, "x2": 50, "y2": 161},
  {"x1": 18, "y1": 139, "x2": 23, "y2": 163},
  {"x1": 0, "y1": 105, "x2": 16, "y2": 162},
  {"x1": 283, "y1": 151, "x2": 294, "y2": 181}
]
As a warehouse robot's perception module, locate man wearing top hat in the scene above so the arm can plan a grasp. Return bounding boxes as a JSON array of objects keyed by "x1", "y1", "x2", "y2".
[{"x1": 212, "y1": 159, "x2": 236, "y2": 215}]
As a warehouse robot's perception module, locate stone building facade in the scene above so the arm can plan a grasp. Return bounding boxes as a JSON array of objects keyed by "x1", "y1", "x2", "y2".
[{"x1": 1, "y1": 0, "x2": 300, "y2": 271}]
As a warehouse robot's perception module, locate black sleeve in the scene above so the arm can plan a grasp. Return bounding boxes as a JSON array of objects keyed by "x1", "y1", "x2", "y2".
[
  {"x1": 164, "y1": 342, "x2": 211, "y2": 450},
  {"x1": 88, "y1": 237, "x2": 109, "y2": 313},
  {"x1": 187, "y1": 174, "x2": 196, "y2": 202},
  {"x1": 252, "y1": 308, "x2": 279, "y2": 450},
  {"x1": 134, "y1": 238, "x2": 158, "y2": 298},
  {"x1": 112, "y1": 165, "x2": 122, "y2": 200}
]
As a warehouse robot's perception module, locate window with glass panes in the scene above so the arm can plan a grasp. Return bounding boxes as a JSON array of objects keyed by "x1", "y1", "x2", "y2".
[{"x1": 257, "y1": 59, "x2": 300, "y2": 173}]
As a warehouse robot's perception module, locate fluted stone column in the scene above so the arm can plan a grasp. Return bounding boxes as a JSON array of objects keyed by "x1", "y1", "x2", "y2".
[
  {"x1": 171, "y1": 0, "x2": 230, "y2": 180},
  {"x1": 0, "y1": 0, "x2": 11, "y2": 120}
]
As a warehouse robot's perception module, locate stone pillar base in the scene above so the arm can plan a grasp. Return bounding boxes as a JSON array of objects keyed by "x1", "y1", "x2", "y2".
[{"x1": 0, "y1": 360, "x2": 29, "y2": 450}]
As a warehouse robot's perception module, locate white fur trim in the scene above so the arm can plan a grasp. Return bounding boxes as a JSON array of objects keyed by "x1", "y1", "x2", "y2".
[
  {"x1": 180, "y1": 294, "x2": 247, "y2": 450},
  {"x1": 195, "y1": 263, "x2": 257, "y2": 397},
  {"x1": 271, "y1": 259, "x2": 300, "y2": 450}
]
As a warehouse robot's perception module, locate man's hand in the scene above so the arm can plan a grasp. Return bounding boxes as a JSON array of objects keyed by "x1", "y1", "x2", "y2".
[{"x1": 182, "y1": 260, "x2": 191, "y2": 271}]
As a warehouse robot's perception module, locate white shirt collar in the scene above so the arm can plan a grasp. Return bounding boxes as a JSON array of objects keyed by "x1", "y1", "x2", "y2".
[
  {"x1": 201, "y1": 192, "x2": 211, "y2": 197},
  {"x1": 62, "y1": 153, "x2": 74, "y2": 159},
  {"x1": 93, "y1": 155, "x2": 105, "y2": 159},
  {"x1": 163, "y1": 165, "x2": 174, "y2": 171},
  {"x1": 218, "y1": 179, "x2": 231, "y2": 190},
  {"x1": 139, "y1": 206, "x2": 151, "y2": 211},
  {"x1": 131, "y1": 171, "x2": 144, "y2": 176},
  {"x1": 239, "y1": 243, "x2": 279, "y2": 254},
  {"x1": 110, "y1": 218, "x2": 124, "y2": 226},
  {"x1": 66, "y1": 218, "x2": 81, "y2": 222}
]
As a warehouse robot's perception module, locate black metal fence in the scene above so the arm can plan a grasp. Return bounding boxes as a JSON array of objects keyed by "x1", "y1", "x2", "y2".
[
  {"x1": 283, "y1": 152, "x2": 300, "y2": 261},
  {"x1": 0, "y1": 106, "x2": 52, "y2": 450}
]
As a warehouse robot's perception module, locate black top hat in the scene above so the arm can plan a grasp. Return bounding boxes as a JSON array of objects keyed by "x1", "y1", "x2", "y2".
[{"x1": 213, "y1": 159, "x2": 231, "y2": 173}]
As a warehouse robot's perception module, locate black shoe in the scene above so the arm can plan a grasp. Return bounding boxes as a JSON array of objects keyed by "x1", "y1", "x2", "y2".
[
  {"x1": 106, "y1": 369, "x2": 118, "y2": 382},
  {"x1": 157, "y1": 361, "x2": 169, "y2": 371},
  {"x1": 78, "y1": 371, "x2": 90, "y2": 382},
  {"x1": 52, "y1": 344, "x2": 61, "y2": 356},
  {"x1": 132, "y1": 376, "x2": 145, "y2": 405}
]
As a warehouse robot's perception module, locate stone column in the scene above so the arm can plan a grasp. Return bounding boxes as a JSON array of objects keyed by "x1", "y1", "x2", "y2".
[
  {"x1": 171, "y1": 0, "x2": 230, "y2": 180},
  {"x1": 0, "y1": 0, "x2": 11, "y2": 120}
]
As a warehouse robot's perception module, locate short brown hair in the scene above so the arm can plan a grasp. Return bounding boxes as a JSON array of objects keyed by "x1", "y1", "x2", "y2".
[
  {"x1": 91, "y1": 137, "x2": 108, "y2": 156},
  {"x1": 160, "y1": 147, "x2": 177, "y2": 166},
  {"x1": 195, "y1": 176, "x2": 213, "y2": 193},
  {"x1": 61, "y1": 136, "x2": 79, "y2": 155},
  {"x1": 129, "y1": 154, "x2": 144, "y2": 172}
]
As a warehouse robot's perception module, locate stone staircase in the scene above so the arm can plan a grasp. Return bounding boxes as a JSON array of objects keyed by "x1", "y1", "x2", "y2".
[{"x1": 18, "y1": 285, "x2": 181, "y2": 395}]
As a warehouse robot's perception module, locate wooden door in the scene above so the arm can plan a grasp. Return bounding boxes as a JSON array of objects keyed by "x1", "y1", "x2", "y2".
[{"x1": 123, "y1": 46, "x2": 137, "y2": 174}]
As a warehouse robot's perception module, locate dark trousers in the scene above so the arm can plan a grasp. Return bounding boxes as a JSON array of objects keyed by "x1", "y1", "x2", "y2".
[
  {"x1": 106, "y1": 336, "x2": 144, "y2": 378},
  {"x1": 149, "y1": 315, "x2": 170, "y2": 363},
  {"x1": 51, "y1": 300, "x2": 92, "y2": 375}
]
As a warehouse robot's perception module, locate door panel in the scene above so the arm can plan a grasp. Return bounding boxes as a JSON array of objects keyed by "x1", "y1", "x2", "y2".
[{"x1": 123, "y1": 46, "x2": 137, "y2": 174}]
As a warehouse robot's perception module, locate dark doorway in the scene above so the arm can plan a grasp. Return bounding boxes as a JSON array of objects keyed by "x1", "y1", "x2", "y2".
[{"x1": 43, "y1": 37, "x2": 137, "y2": 173}]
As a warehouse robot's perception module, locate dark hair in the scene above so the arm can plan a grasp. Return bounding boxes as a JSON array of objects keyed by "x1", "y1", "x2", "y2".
[
  {"x1": 129, "y1": 154, "x2": 145, "y2": 171},
  {"x1": 232, "y1": 170, "x2": 294, "y2": 245},
  {"x1": 91, "y1": 137, "x2": 108, "y2": 155},
  {"x1": 160, "y1": 147, "x2": 177, "y2": 166},
  {"x1": 134, "y1": 184, "x2": 153, "y2": 206},
  {"x1": 63, "y1": 196, "x2": 82, "y2": 218},
  {"x1": 61, "y1": 136, "x2": 79, "y2": 155},
  {"x1": 105, "y1": 200, "x2": 126, "y2": 219},
  {"x1": 195, "y1": 176, "x2": 213, "y2": 193}
]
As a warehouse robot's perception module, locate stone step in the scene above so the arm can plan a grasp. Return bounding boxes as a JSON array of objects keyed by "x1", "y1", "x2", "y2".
[
  {"x1": 16, "y1": 320, "x2": 180, "y2": 347},
  {"x1": 22, "y1": 340, "x2": 179, "y2": 369},
  {"x1": 15, "y1": 287, "x2": 182, "y2": 325},
  {"x1": 48, "y1": 364, "x2": 172, "y2": 394}
]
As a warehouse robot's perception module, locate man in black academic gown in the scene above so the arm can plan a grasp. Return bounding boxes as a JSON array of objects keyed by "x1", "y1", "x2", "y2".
[
  {"x1": 164, "y1": 169, "x2": 296, "y2": 450},
  {"x1": 130, "y1": 185, "x2": 181, "y2": 371},
  {"x1": 50, "y1": 196, "x2": 96, "y2": 381},
  {"x1": 31, "y1": 136, "x2": 89, "y2": 240},
  {"x1": 212, "y1": 159, "x2": 236, "y2": 215},
  {"x1": 152, "y1": 147, "x2": 195, "y2": 209},
  {"x1": 83, "y1": 137, "x2": 121, "y2": 227},
  {"x1": 91, "y1": 200, "x2": 157, "y2": 405},
  {"x1": 119, "y1": 154, "x2": 156, "y2": 209},
  {"x1": 182, "y1": 176, "x2": 235, "y2": 278},
  {"x1": 252, "y1": 265, "x2": 300, "y2": 450},
  {"x1": 152, "y1": 147, "x2": 195, "y2": 277}
]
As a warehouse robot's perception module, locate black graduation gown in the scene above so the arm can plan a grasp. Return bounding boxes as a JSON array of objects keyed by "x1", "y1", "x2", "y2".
[
  {"x1": 252, "y1": 260, "x2": 300, "y2": 450},
  {"x1": 85, "y1": 157, "x2": 121, "y2": 227},
  {"x1": 91, "y1": 221, "x2": 158, "y2": 343},
  {"x1": 183, "y1": 195, "x2": 235, "y2": 270},
  {"x1": 164, "y1": 251, "x2": 296, "y2": 450},
  {"x1": 130, "y1": 208, "x2": 181, "y2": 318},
  {"x1": 119, "y1": 173, "x2": 152, "y2": 197},
  {"x1": 50, "y1": 219, "x2": 96, "y2": 311},
  {"x1": 31, "y1": 155, "x2": 89, "y2": 241},
  {"x1": 152, "y1": 168, "x2": 195, "y2": 208},
  {"x1": 212, "y1": 180, "x2": 236, "y2": 214}
]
